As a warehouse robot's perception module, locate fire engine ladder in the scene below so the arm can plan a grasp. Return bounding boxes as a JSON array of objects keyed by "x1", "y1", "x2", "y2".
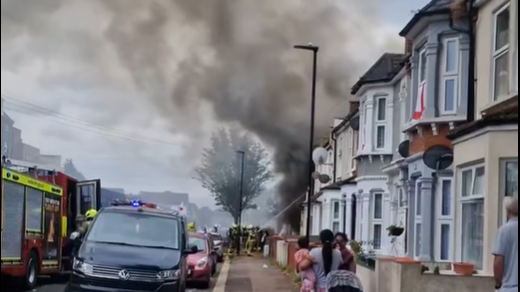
[{"x1": 1, "y1": 156, "x2": 58, "y2": 182}]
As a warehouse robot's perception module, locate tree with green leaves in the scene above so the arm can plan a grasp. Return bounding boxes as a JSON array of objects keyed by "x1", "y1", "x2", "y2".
[{"x1": 195, "y1": 127, "x2": 271, "y2": 223}]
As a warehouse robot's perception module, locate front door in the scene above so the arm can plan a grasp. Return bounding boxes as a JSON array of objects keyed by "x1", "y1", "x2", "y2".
[{"x1": 76, "y1": 179, "x2": 101, "y2": 217}]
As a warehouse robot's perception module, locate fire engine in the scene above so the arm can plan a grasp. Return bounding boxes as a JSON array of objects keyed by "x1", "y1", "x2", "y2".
[{"x1": 1, "y1": 157, "x2": 101, "y2": 289}]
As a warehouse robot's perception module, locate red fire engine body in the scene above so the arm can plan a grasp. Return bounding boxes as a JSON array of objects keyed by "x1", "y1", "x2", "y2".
[{"x1": 1, "y1": 163, "x2": 100, "y2": 289}]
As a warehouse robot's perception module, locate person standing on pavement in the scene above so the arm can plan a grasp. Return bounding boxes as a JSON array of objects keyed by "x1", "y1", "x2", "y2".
[
  {"x1": 300, "y1": 229, "x2": 342, "y2": 292},
  {"x1": 492, "y1": 198, "x2": 518, "y2": 292},
  {"x1": 335, "y1": 233, "x2": 356, "y2": 272}
]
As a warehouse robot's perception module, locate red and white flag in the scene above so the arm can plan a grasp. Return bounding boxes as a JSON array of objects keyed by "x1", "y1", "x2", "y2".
[{"x1": 412, "y1": 83, "x2": 425, "y2": 120}]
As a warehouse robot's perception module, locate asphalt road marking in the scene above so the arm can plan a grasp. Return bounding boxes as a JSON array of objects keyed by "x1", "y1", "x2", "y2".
[{"x1": 213, "y1": 259, "x2": 230, "y2": 292}]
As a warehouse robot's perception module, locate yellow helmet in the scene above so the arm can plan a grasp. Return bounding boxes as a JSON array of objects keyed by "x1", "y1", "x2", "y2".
[
  {"x1": 187, "y1": 222, "x2": 195, "y2": 230},
  {"x1": 85, "y1": 209, "x2": 97, "y2": 220}
]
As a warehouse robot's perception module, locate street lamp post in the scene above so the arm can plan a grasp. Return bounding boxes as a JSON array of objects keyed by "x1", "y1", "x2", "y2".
[
  {"x1": 235, "y1": 150, "x2": 245, "y2": 255},
  {"x1": 294, "y1": 43, "x2": 319, "y2": 241}
]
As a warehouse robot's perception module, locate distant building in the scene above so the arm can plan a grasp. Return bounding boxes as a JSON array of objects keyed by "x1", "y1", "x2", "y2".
[
  {"x1": 105, "y1": 188, "x2": 125, "y2": 194},
  {"x1": 9, "y1": 128, "x2": 23, "y2": 160},
  {"x1": 21, "y1": 143, "x2": 40, "y2": 163},
  {"x1": 100, "y1": 188, "x2": 127, "y2": 208},
  {"x1": 1, "y1": 112, "x2": 14, "y2": 157},
  {"x1": 136, "y1": 191, "x2": 190, "y2": 207},
  {"x1": 38, "y1": 155, "x2": 62, "y2": 171}
]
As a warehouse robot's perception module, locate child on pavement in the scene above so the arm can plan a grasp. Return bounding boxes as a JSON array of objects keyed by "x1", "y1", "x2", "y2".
[{"x1": 295, "y1": 236, "x2": 316, "y2": 292}]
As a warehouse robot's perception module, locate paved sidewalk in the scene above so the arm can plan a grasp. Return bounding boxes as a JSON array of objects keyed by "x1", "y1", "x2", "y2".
[{"x1": 224, "y1": 256, "x2": 299, "y2": 292}]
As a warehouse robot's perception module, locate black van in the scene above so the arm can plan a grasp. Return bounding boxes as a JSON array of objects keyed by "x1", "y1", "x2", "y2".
[{"x1": 65, "y1": 204, "x2": 195, "y2": 292}]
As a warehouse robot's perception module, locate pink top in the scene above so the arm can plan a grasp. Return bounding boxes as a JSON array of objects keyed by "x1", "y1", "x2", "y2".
[{"x1": 294, "y1": 249, "x2": 316, "y2": 284}]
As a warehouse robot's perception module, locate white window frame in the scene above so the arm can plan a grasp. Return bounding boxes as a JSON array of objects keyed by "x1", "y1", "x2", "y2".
[
  {"x1": 435, "y1": 178, "x2": 454, "y2": 262},
  {"x1": 400, "y1": 93, "x2": 407, "y2": 142},
  {"x1": 371, "y1": 193, "x2": 383, "y2": 250},
  {"x1": 331, "y1": 200, "x2": 341, "y2": 232},
  {"x1": 492, "y1": 3, "x2": 511, "y2": 102},
  {"x1": 374, "y1": 96, "x2": 387, "y2": 150},
  {"x1": 440, "y1": 38, "x2": 460, "y2": 115},
  {"x1": 499, "y1": 159, "x2": 518, "y2": 225},
  {"x1": 414, "y1": 181, "x2": 422, "y2": 258},
  {"x1": 360, "y1": 102, "x2": 368, "y2": 152},
  {"x1": 456, "y1": 164, "x2": 485, "y2": 269},
  {"x1": 514, "y1": 33, "x2": 518, "y2": 95},
  {"x1": 352, "y1": 130, "x2": 358, "y2": 172},
  {"x1": 418, "y1": 47, "x2": 427, "y2": 91}
]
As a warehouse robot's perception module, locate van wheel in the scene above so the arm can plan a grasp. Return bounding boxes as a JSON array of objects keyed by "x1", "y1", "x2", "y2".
[{"x1": 23, "y1": 251, "x2": 39, "y2": 290}]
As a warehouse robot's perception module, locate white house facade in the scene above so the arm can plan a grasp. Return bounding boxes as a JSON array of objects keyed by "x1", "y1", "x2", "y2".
[
  {"x1": 330, "y1": 103, "x2": 360, "y2": 239},
  {"x1": 446, "y1": 0, "x2": 518, "y2": 274},
  {"x1": 350, "y1": 53, "x2": 405, "y2": 253}
]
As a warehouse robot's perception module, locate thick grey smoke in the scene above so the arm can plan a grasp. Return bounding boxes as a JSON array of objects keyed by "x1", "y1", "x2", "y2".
[{"x1": 1, "y1": 0, "x2": 402, "y2": 228}]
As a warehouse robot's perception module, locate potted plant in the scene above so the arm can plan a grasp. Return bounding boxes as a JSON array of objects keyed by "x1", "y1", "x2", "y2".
[
  {"x1": 452, "y1": 262, "x2": 474, "y2": 276},
  {"x1": 386, "y1": 225, "x2": 404, "y2": 236}
]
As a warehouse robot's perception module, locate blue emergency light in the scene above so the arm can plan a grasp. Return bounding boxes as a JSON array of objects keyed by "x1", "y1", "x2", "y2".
[{"x1": 111, "y1": 199, "x2": 156, "y2": 208}]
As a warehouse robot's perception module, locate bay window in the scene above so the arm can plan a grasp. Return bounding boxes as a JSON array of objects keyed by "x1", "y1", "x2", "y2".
[
  {"x1": 372, "y1": 193, "x2": 383, "y2": 250},
  {"x1": 492, "y1": 3, "x2": 510, "y2": 101},
  {"x1": 458, "y1": 165, "x2": 485, "y2": 269},
  {"x1": 441, "y1": 38, "x2": 459, "y2": 114},
  {"x1": 375, "y1": 96, "x2": 387, "y2": 150},
  {"x1": 436, "y1": 179, "x2": 453, "y2": 261}
]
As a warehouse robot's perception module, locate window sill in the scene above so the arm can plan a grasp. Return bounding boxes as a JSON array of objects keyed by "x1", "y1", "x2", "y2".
[
  {"x1": 480, "y1": 93, "x2": 518, "y2": 117},
  {"x1": 355, "y1": 151, "x2": 394, "y2": 158},
  {"x1": 403, "y1": 116, "x2": 467, "y2": 132}
]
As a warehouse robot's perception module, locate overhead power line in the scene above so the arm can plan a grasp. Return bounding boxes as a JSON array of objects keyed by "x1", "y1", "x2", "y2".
[{"x1": 2, "y1": 94, "x2": 184, "y2": 148}]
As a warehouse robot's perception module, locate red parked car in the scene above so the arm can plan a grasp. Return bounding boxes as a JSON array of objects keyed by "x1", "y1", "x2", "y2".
[{"x1": 187, "y1": 232, "x2": 215, "y2": 288}]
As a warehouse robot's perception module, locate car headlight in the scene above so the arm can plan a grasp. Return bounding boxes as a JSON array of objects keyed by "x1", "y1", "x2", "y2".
[
  {"x1": 73, "y1": 258, "x2": 93, "y2": 274},
  {"x1": 156, "y1": 270, "x2": 180, "y2": 280},
  {"x1": 197, "y1": 257, "x2": 208, "y2": 268}
]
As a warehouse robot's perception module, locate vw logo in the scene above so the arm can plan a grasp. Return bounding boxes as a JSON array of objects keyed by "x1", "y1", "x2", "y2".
[{"x1": 118, "y1": 269, "x2": 130, "y2": 280}]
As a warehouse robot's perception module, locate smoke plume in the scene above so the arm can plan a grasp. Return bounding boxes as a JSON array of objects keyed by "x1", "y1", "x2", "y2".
[{"x1": 1, "y1": 0, "x2": 402, "y2": 229}]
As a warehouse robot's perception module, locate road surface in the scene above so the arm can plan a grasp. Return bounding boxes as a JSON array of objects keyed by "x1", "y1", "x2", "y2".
[{"x1": 2, "y1": 265, "x2": 222, "y2": 292}]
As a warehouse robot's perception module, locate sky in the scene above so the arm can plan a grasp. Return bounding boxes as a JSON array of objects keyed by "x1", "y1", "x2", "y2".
[{"x1": 1, "y1": 0, "x2": 430, "y2": 208}]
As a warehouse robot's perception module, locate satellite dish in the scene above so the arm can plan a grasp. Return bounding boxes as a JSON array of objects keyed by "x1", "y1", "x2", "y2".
[
  {"x1": 318, "y1": 174, "x2": 331, "y2": 184},
  {"x1": 398, "y1": 140, "x2": 410, "y2": 158},
  {"x1": 423, "y1": 145, "x2": 453, "y2": 170},
  {"x1": 312, "y1": 147, "x2": 329, "y2": 165},
  {"x1": 350, "y1": 116, "x2": 360, "y2": 131}
]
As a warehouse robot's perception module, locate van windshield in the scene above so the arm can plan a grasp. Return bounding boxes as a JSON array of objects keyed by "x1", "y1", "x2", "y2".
[{"x1": 86, "y1": 211, "x2": 179, "y2": 249}]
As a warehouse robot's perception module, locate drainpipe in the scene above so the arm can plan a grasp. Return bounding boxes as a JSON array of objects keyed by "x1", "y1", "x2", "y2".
[
  {"x1": 331, "y1": 133, "x2": 337, "y2": 183},
  {"x1": 449, "y1": 0, "x2": 476, "y2": 122}
]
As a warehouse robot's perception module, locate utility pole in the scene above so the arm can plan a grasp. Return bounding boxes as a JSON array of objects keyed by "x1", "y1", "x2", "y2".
[{"x1": 235, "y1": 150, "x2": 245, "y2": 255}]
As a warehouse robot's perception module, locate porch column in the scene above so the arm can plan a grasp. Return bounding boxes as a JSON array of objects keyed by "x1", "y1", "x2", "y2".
[
  {"x1": 418, "y1": 177, "x2": 434, "y2": 261},
  {"x1": 387, "y1": 181, "x2": 398, "y2": 224},
  {"x1": 345, "y1": 195, "x2": 353, "y2": 237},
  {"x1": 405, "y1": 180, "x2": 416, "y2": 258},
  {"x1": 361, "y1": 191, "x2": 371, "y2": 244},
  {"x1": 382, "y1": 192, "x2": 392, "y2": 251}
]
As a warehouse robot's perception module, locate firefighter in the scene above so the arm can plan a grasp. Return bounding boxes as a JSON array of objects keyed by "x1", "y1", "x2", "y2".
[
  {"x1": 245, "y1": 225, "x2": 256, "y2": 255},
  {"x1": 228, "y1": 224, "x2": 238, "y2": 254},
  {"x1": 187, "y1": 222, "x2": 196, "y2": 232},
  {"x1": 79, "y1": 209, "x2": 97, "y2": 234},
  {"x1": 69, "y1": 209, "x2": 97, "y2": 256}
]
